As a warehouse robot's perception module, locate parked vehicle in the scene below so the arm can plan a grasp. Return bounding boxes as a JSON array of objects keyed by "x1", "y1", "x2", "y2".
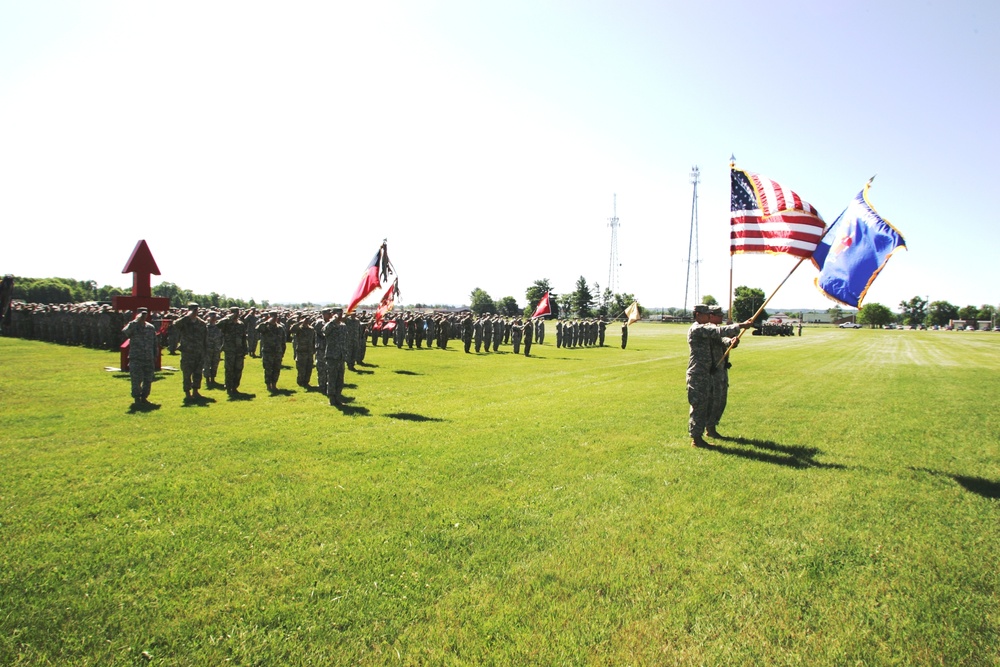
[{"x1": 838, "y1": 322, "x2": 862, "y2": 329}]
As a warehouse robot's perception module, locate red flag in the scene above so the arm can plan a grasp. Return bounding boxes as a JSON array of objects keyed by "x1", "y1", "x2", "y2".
[
  {"x1": 347, "y1": 245, "x2": 385, "y2": 314},
  {"x1": 531, "y1": 291, "x2": 552, "y2": 319},
  {"x1": 375, "y1": 279, "x2": 399, "y2": 325}
]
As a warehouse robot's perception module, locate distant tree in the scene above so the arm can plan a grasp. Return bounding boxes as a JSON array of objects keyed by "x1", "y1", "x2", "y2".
[
  {"x1": 958, "y1": 305, "x2": 979, "y2": 321},
  {"x1": 605, "y1": 292, "x2": 638, "y2": 320},
  {"x1": 926, "y1": 300, "x2": 959, "y2": 327},
  {"x1": 596, "y1": 287, "x2": 613, "y2": 319},
  {"x1": 827, "y1": 305, "x2": 844, "y2": 323},
  {"x1": 570, "y1": 276, "x2": 594, "y2": 318},
  {"x1": 557, "y1": 293, "x2": 573, "y2": 318},
  {"x1": 21, "y1": 278, "x2": 74, "y2": 304},
  {"x1": 858, "y1": 302, "x2": 894, "y2": 328},
  {"x1": 979, "y1": 304, "x2": 996, "y2": 325},
  {"x1": 469, "y1": 287, "x2": 495, "y2": 315},
  {"x1": 733, "y1": 286, "x2": 767, "y2": 324},
  {"x1": 702, "y1": 294, "x2": 718, "y2": 306},
  {"x1": 524, "y1": 279, "x2": 558, "y2": 319},
  {"x1": 899, "y1": 296, "x2": 928, "y2": 327},
  {"x1": 496, "y1": 296, "x2": 520, "y2": 317}
]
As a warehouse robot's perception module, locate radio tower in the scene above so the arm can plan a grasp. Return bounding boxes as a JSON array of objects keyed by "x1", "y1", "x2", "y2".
[
  {"x1": 607, "y1": 194, "x2": 621, "y2": 294},
  {"x1": 683, "y1": 166, "x2": 700, "y2": 315}
]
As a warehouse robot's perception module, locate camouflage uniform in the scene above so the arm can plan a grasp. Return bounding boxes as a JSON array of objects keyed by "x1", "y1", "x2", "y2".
[
  {"x1": 122, "y1": 316, "x2": 157, "y2": 402},
  {"x1": 290, "y1": 317, "x2": 316, "y2": 387},
  {"x1": 256, "y1": 316, "x2": 286, "y2": 390},
  {"x1": 313, "y1": 312, "x2": 330, "y2": 394},
  {"x1": 323, "y1": 315, "x2": 347, "y2": 405},
  {"x1": 462, "y1": 315, "x2": 473, "y2": 353},
  {"x1": 217, "y1": 309, "x2": 248, "y2": 394},
  {"x1": 345, "y1": 314, "x2": 360, "y2": 370},
  {"x1": 203, "y1": 316, "x2": 224, "y2": 385},
  {"x1": 511, "y1": 320, "x2": 522, "y2": 354},
  {"x1": 173, "y1": 309, "x2": 208, "y2": 396},
  {"x1": 687, "y1": 316, "x2": 741, "y2": 442},
  {"x1": 523, "y1": 319, "x2": 533, "y2": 356}
]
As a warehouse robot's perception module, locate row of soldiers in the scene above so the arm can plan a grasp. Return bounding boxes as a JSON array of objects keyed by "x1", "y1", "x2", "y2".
[{"x1": 2, "y1": 302, "x2": 127, "y2": 350}]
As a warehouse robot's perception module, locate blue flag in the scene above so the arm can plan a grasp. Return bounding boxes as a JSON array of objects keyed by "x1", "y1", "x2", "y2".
[{"x1": 812, "y1": 184, "x2": 906, "y2": 308}]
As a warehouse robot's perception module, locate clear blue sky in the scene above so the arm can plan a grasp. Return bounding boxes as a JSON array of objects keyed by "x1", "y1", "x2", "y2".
[{"x1": 2, "y1": 1, "x2": 997, "y2": 312}]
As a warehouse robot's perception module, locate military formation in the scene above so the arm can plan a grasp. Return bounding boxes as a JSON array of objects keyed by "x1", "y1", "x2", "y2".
[
  {"x1": 5, "y1": 300, "x2": 645, "y2": 419},
  {"x1": 4, "y1": 295, "x2": 768, "y2": 447}
]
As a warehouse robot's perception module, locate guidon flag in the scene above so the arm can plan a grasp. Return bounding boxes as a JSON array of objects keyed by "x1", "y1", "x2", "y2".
[
  {"x1": 812, "y1": 183, "x2": 906, "y2": 308},
  {"x1": 531, "y1": 291, "x2": 552, "y2": 319},
  {"x1": 730, "y1": 167, "x2": 825, "y2": 258},
  {"x1": 625, "y1": 301, "x2": 641, "y2": 326},
  {"x1": 375, "y1": 279, "x2": 399, "y2": 325}
]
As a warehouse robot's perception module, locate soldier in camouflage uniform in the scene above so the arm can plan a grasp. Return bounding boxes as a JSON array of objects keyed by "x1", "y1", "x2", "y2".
[
  {"x1": 203, "y1": 311, "x2": 224, "y2": 387},
  {"x1": 687, "y1": 304, "x2": 750, "y2": 447},
  {"x1": 217, "y1": 306, "x2": 248, "y2": 395},
  {"x1": 345, "y1": 312, "x2": 360, "y2": 371},
  {"x1": 289, "y1": 312, "x2": 317, "y2": 388},
  {"x1": 523, "y1": 317, "x2": 533, "y2": 356},
  {"x1": 313, "y1": 309, "x2": 333, "y2": 394},
  {"x1": 462, "y1": 314, "x2": 473, "y2": 353},
  {"x1": 256, "y1": 311, "x2": 286, "y2": 392},
  {"x1": 323, "y1": 308, "x2": 347, "y2": 406},
  {"x1": 707, "y1": 305, "x2": 738, "y2": 438},
  {"x1": 511, "y1": 319, "x2": 523, "y2": 354},
  {"x1": 122, "y1": 308, "x2": 158, "y2": 404},
  {"x1": 173, "y1": 303, "x2": 208, "y2": 399}
]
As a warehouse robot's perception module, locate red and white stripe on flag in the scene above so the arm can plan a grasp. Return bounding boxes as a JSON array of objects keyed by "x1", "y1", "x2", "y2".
[{"x1": 731, "y1": 170, "x2": 825, "y2": 258}]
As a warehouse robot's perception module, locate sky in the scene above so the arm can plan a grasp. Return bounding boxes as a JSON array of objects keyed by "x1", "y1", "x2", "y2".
[{"x1": 2, "y1": 1, "x2": 998, "y2": 312}]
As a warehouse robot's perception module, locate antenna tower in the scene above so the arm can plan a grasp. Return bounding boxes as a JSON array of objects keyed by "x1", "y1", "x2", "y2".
[
  {"x1": 683, "y1": 166, "x2": 700, "y2": 315},
  {"x1": 607, "y1": 194, "x2": 620, "y2": 294}
]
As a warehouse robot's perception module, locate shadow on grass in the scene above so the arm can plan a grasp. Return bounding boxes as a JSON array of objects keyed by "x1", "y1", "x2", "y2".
[
  {"x1": 394, "y1": 370, "x2": 420, "y2": 376},
  {"x1": 269, "y1": 388, "x2": 297, "y2": 397},
  {"x1": 710, "y1": 435, "x2": 845, "y2": 470},
  {"x1": 912, "y1": 467, "x2": 1000, "y2": 500},
  {"x1": 385, "y1": 412, "x2": 445, "y2": 422},
  {"x1": 350, "y1": 368, "x2": 375, "y2": 375},
  {"x1": 331, "y1": 398, "x2": 370, "y2": 416},
  {"x1": 127, "y1": 401, "x2": 161, "y2": 414},
  {"x1": 181, "y1": 395, "x2": 217, "y2": 408},
  {"x1": 227, "y1": 391, "x2": 256, "y2": 401}
]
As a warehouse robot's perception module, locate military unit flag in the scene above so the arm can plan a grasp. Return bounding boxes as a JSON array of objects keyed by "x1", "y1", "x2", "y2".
[
  {"x1": 811, "y1": 184, "x2": 906, "y2": 308},
  {"x1": 730, "y1": 168, "x2": 826, "y2": 258},
  {"x1": 347, "y1": 242, "x2": 393, "y2": 314},
  {"x1": 531, "y1": 291, "x2": 552, "y2": 319},
  {"x1": 625, "y1": 301, "x2": 641, "y2": 325},
  {"x1": 375, "y1": 279, "x2": 399, "y2": 325}
]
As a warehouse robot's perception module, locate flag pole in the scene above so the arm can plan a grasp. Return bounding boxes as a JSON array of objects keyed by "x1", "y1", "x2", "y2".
[{"x1": 728, "y1": 155, "x2": 737, "y2": 324}]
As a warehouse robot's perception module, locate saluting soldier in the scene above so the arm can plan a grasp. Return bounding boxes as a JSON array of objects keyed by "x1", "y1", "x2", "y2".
[
  {"x1": 256, "y1": 310, "x2": 286, "y2": 392},
  {"x1": 289, "y1": 312, "x2": 317, "y2": 388},
  {"x1": 323, "y1": 308, "x2": 347, "y2": 406},
  {"x1": 707, "y1": 305, "x2": 738, "y2": 438},
  {"x1": 217, "y1": 306, "x2": 249, "y2": 395},
  {"x1": 122, "y1": 307, "x2": 158, "y2": 405},
  {"x1": 173, "y1": 302, "x2": 208, "y2": 399}
]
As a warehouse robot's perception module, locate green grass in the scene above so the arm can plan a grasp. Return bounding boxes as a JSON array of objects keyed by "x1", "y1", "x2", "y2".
[{"x1": 1, "y1": 326, "x2": 998, "y2": 666}]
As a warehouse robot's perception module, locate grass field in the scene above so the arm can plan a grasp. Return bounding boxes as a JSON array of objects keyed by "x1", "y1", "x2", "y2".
[{"x1": 1, "y1": 325, "x2": 998, "y2": 666}]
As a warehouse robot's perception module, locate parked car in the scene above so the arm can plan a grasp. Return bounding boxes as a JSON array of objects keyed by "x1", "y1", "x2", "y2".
[{"x1": 838, "y1": 322, "x2": 862, "y2": 329}]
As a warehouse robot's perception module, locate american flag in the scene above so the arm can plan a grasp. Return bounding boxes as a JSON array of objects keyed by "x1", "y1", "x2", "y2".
[{"x1": 730, "y1": 168, "x2": 825, "y2": 258}]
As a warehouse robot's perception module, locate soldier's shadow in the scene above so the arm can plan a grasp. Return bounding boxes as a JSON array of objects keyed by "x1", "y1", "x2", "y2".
[
  {"x1": 181, "y1": 395, "x2": 217, "y2": 408},
  {"x1": 227, "y1": 391, "x2": 255, "y2": 401},
  {"x1": 269, "y1": 388, "x2": 296, "y2": 397},
  {"x1": 911, "y1": 467, "x2": 1000, "y2": 500},
  {"x1": 127, "y1": 401, "x2": 161, "y2": 414},
  {"x1": 711, "y1": 435, "x2": 845, "y2": 470},
  {"x1": 333, "y1": 397, "x2": 370, "y2": 416},
  {"x1": 385, "y1": 412, "x2": 445, "y2": 422}
]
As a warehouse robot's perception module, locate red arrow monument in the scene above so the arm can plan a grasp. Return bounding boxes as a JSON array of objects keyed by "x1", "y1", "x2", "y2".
[{"x1": 111, "y1": 240, "x2": 172, "y2": 313}]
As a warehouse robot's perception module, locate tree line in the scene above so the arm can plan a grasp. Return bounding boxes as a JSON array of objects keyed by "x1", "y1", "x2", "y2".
[{"x1": 470, "y1": 277, "x2": 639, "y2": 320}]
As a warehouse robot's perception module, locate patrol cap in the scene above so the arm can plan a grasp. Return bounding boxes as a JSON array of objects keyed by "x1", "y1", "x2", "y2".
[
  {"x1": 229, "y1": 306, "x2": 240, "y2": 313},
  {"x1": 187, "y1": 302, "x2": 200, "y2": 310},
  {"x1": 136, "y1": 307, "x2": 148, "y2": 314},
  {"x1": 268, "y1": 310, "x2": 278, "y2": 317},
  {"x1": 693, "y1": 304, "x2": 710, "y2": 314},
  {"x1": 331, "y1": 307, "x2": 343, "y2": 314},
  {"x1": 321, "y1": 307, "x2": 332, "y2": 315},
  {"x1": 708, "y1": 305, "x2": 723, "y2": 316}
]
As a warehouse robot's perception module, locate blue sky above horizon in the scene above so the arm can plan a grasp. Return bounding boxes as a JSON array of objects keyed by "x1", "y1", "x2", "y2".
[{"x1": 2, "y1": 1, "x2": 997, "y2": 311}]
